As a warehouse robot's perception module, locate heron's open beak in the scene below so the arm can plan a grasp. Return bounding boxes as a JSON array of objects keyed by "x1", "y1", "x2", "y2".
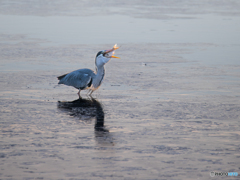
[
  {"x1": 110, "y1": 55, "x2": 120, "y2": 59},
  {"x1": 105, "y1": 44, "x2": 120, "y2": 59}
]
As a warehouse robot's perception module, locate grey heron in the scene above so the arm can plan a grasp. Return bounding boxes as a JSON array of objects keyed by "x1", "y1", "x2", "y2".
[{"x1": 57, "y1": 44, "x2": 119, "y2": 97}]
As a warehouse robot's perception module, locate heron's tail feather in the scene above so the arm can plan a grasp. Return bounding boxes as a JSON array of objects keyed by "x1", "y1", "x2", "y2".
[{"x1": 57, "y1": 73, "x2": 68, "y2": 81}]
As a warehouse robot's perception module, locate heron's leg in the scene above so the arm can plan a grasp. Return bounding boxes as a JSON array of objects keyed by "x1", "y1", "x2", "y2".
[
  {"x1": 86, "y1": 89, "x2": 92, "y2": 96},
  {"x1": 77, "y1": 89, "x2": 81, "y2": 98},
  {"x1": 87, "y1": 89, "x2": 91, "y2": 95},
  {"x1": 89, "y1": 90, "x2": 94, "y2": 97}
]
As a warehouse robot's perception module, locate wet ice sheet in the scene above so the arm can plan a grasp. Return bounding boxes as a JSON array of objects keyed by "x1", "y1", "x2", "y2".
[
  {"x1": 1, "y1": 42, "x2": 240, "y2": 179},
  {"x1": 1, "y1": 14, "x2": 240, "y2": 65},
  {"x1": 1, "y1": 0, "x2": 240, "y2": 179},
  {"x1": 1, "y1": 14, "x2": 240, "y2": 45}
]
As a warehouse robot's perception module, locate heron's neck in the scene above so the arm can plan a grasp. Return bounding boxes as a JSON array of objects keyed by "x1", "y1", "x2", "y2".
[
  {"x1": 96, "y1": 65, "x2": 105, "y2": 76},
  {"x1": 94, "y1": 65, "x2": 105, "y2": 88}
]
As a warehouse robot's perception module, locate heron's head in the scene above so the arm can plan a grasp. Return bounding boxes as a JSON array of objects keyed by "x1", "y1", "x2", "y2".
[{"x1": 95, "y1": 44, "x2": 119, "y2": 67}]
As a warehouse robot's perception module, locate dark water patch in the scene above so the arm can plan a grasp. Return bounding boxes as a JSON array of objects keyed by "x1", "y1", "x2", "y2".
[
  {"x1": 71, "y1": 146, "x2": 93, "y2": 150},
  {"x1": 153, "y1": 145, "x2": 191, "y2": 155},
  {"x1": 162, "y1": 160, "x2": 175, "y2": 164},
  {"x1": 9, "y1": 151, "x2": 24, "y2": 157},
  {"x1": 121, "y1": 166, "x2": 147, "y2": 171},
  {"x1": 0, "y1": 144, "x2": 18, "y2": 150},
  {"x1": 198, "y1": 158, "x2": 222, "y2": 165},
  {"x1": 21, "y1": 161, "x2": 44, "y2": 166},
  {"x1": 23, "y1": 170, "x2": 34, "y2": 173},
  {"x1": 0, "y1": 153, "x2": 6, "y2": 158}
]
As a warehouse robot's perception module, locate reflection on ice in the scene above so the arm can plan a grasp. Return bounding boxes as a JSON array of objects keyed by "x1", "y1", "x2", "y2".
[{"x1": 57, "y1": 98, "x2": 114, "y2": 146}]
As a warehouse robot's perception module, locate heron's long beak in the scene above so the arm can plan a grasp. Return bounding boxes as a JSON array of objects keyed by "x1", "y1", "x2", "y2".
[{"x1": 105, "y1": 44, "x2": 120, "y2": 59}]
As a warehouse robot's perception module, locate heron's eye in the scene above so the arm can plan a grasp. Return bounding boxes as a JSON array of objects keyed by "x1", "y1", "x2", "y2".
[{"x1": 103, "y1": 52, "x2": 108, "y2": 57}]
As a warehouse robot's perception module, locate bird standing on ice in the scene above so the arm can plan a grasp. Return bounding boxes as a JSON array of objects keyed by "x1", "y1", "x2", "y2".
[{"x1": 57, "y1": 44, "x2": 120, "y2": 97}]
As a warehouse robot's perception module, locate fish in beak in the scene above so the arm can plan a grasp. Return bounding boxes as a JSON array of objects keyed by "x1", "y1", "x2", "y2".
[{"x1": 104, "y1": 44, "x2": 120, "y2": 59}]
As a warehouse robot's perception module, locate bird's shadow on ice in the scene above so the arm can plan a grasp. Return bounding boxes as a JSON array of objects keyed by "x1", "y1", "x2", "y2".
[{"x1": 57, "y1": 98, "x2": 114, "y2": 146}]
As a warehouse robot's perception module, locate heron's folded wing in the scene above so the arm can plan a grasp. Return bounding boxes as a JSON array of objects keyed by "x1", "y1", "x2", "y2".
[{"x1": 58, "y1": 70, "x2": 92, "y2": 89}]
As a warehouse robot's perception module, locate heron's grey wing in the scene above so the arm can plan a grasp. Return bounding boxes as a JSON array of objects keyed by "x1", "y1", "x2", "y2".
[{"x1": 58, "y1": 69, "x2": 94, "y2": 89}]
